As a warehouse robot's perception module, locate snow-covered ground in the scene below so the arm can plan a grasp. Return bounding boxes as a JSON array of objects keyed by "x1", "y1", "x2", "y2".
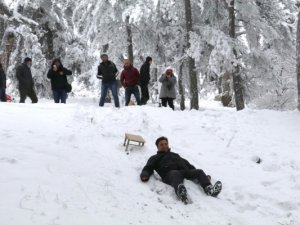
[{"x1": 1, "y1": 99, "x2": 300, "y2": 225}]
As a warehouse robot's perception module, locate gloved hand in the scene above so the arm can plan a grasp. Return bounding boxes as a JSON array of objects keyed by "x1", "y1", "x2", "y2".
[{"x1": 141, "y1": 176, "x2": 149, "y2": 182}]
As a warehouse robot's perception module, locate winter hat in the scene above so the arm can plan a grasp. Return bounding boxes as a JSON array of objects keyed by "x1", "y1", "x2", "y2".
[
  {"x1": 165, "y1": 67, "x2": 173, "y2": 75},
  {"x1": 101, "y1": 53, "x2": 108, "y2": 58},
  {"x1": 155, "y1": 136, "x2": 168, "y2": 147}
]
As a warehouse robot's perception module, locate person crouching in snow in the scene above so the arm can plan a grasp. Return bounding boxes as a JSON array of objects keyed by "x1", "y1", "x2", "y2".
[
  {"x1": 159, "y1": 68, "x2": 177, "y2": 110},
  {"x1": 140, "y1": 136, "x2": 222, "y2": 204}
]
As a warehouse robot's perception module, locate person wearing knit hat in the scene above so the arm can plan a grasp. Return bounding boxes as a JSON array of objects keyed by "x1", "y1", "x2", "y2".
[
  {"x1": 158, "y1": 67, "x2": 177, "y2": 110},
  {"x1": 140, "y1": 136, "x2": 222, "y2": 204}
]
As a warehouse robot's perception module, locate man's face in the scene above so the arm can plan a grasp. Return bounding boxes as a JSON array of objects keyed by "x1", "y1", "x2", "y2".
[
  {"x1": 101, "y1": 55, "x2": 108, "y2": 62},
  {"x1": 166, "y1": 69, "x2": 172, "y2": 76},
  {"x1": 124, "y1": 60, "x2": 130, "y2": 67},
  {"x1": 157, "y1": 140, "x2": 169, "y2": 152},
  {"x1": 27, "y1": 61, "x2": 32, "y2": 68}
]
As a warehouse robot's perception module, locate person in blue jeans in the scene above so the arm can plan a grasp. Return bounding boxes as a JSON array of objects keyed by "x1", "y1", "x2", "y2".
[
  {"x1": 0, "y1": 63, "x2": 6, "y2": 102},
  {"x1": 120, "y1": 59, "x2": 141, "y2": 106},
  {"x1": 47, "y1": 58, "x2": 72, "y2": 104},
  {"x1": 97, "y1": 54, "x2": 120, "y2": 107}
]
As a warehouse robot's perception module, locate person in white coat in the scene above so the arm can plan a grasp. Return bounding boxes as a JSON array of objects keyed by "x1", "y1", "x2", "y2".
[{"x1": 159, "y1": 68, "x2": 177, "y2": 110}]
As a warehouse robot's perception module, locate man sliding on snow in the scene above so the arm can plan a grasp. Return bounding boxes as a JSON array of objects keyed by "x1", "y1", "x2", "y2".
[{"x1": 140, "y1": 136, "x2": 222, "y2": 204}]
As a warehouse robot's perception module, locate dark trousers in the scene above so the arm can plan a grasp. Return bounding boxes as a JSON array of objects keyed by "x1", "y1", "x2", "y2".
[
  {"x1": 19, "y1": 87, "x2": 38, "y2": 103},
  {"x1": 125, "y1": 86, "x2": 141, "y2": 106},
  {"x1": 140, "y1": 84, "x2": 149, "y2": 105},
  {"x1": 99, "y1": 81, "x2": 120, "y2": 107},
  {"x1": 53, "y1": 89, "x2": 67, "y2": 103},
  {"x1": 0, "y1": 88, "x2": 6, "y2": 102},
  {"x1": 161, "y1": 98, "x2": 174, "y2": 110},
  {"x1": 163, "y1": 169, "x2": 211, "y2": 194}
]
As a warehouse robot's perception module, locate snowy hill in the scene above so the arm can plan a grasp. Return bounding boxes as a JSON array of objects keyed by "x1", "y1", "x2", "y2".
[{"x1": 1, "y1": 100, "x2": 300, "y2": 225}]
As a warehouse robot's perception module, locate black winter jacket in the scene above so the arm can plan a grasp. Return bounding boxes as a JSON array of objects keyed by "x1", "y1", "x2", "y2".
[
  {"x1": 47, "y1": 68, "x2": 72, "y2": 90},
  {"x1": 16, "y1": 63, "x2": 34, "y2": 89},
  {"x1": 0, "y1": 64, "x2": 6, "y2": 88},
  {"x1": 97, "y1": 61, "x2": 118, "y2": 83},
  {"x1": 139, "y1": 62, "x2": 150, "y2": 85},
  {"x1": 140, "y1": 149, "x2": 195, "y2": 181}
]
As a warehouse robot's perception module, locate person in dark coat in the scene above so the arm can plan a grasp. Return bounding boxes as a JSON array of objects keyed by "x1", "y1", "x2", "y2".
[
  {"x1": 140, "y1": 136, "x2": 222, "y2": 204},
  {"x1": 120, "y1": 59, "x2": 141, "y2": 106},
  {"x1": 139, "y1": 56, "x2": 152, "y2": 105},
  {"x1": 16, "y1": 58, "x2": 38, "y2": 103},
  {"x1": 97, "y1": 54, "x2": 120, "y2": 107},
  {"x1": 159, "y1": 68, "x2": 177, "y2": 110},
  {"x1": 0, "y1": 62, "x2": 6, "y2": 102},
  {"x1": 47, "y1": 58, "x2": 72, "y2": 104}
]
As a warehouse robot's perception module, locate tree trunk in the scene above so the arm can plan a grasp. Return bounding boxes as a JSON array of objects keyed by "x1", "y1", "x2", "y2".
[
  {"x1": 184, "y1": 0, "x2": 199, "y2": 110},
  {"x1": 178, "y1": 62, "x2": 185, "y2": 110},
  {"x1": 187, "y1": 57, "x2": 198, "y2": 109},
  {"x1": 3, "y1": 32, "x2": 15, "y2": 72},
  {"x1": 44, "y1": 22, "x2": 54, "y2": 60},
  {"x1": 297, "y1": 10, "x2": 300, "y2": 111},
  {"x1": 102, "y1": 43, "x2": 109, "y2": 53},
  {"x1": 125, "y1": 16, "x2": 134, "y2": 65},
  {"x1": 152, "y1": 67, "x2": 159, "y2": 105},
  {"x1": 0, "y1": 3, "x2": 10, "y2": 72},
  {"x1": 221, "y1": 71, "x2": 232, "y2": 107},
  {"x1": 228, "y1": 0, "x2": 245, "y2": 111}
]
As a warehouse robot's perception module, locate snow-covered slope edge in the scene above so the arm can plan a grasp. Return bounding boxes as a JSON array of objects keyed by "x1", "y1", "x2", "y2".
[{"x1": 0, "y1": 101, "x2": 300, "y2": 225}]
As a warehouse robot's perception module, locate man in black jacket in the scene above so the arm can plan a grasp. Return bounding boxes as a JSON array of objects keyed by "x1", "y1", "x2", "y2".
[
  {"x1": 97, "y1": 54, "x2": 120, "y2": 107},
  {"x1": 0, "y1": 62, "x2": 6, "y2": 102},
  {"x1": 139, "y1": 56, "x2": 152, "y2": 105},
  {"x1": 16, "y1": 58, "x2": 38, "y2": 103},
  {"x1": 140, "y1": 136, "x2": 222, "y2": 204}
]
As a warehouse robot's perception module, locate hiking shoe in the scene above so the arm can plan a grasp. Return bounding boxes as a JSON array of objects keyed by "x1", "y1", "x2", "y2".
[
  {"x1": 177, "y1": 184, "x2": 188, "y2": 204},
  {"x1": 205, "y1": 181, "x2": 222, "y2": 197},
  {"x1": 204, "y1": 184, "x2": 214, "y2": 196}
]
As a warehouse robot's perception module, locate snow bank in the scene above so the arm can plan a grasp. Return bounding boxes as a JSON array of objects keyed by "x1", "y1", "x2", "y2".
[{"x1": 0, "y1": 100, "x2": 300, "y2": 225}]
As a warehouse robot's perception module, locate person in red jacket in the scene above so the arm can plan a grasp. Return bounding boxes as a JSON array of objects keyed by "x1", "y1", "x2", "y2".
[{"x1": 120, "y1": 59, "x2": 141, "y2": 106}]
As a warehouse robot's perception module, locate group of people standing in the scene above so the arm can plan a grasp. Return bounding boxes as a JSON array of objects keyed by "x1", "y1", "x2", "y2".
[
  {"x1": 96, "y1": 54, "x2": 152, "y2": 107},
  {"x1": 1, "y1": 57, "x2": 39, "y2": 104},
  {"x1": 0, "y1": 57, "x2": 72, "y2": 104},
  {"x1": 97, "y1": 54, "x2": 177, "y2": 110},
  {"x1": 0, "y1": 54, "x2": 178, "y2": 109}
]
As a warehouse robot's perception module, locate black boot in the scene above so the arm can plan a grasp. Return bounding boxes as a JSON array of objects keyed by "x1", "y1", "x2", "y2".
[
  {"x1": 204, "y1": 181, "x2": 222, "y2": 197},
  {"x1": 177, "y1": 184, "x2": 188, "y2": 204}
]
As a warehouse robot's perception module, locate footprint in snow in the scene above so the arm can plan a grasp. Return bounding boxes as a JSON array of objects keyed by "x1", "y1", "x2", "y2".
[{"x1": 0, "y1": 157, "x2": 17, "y2": 164}]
